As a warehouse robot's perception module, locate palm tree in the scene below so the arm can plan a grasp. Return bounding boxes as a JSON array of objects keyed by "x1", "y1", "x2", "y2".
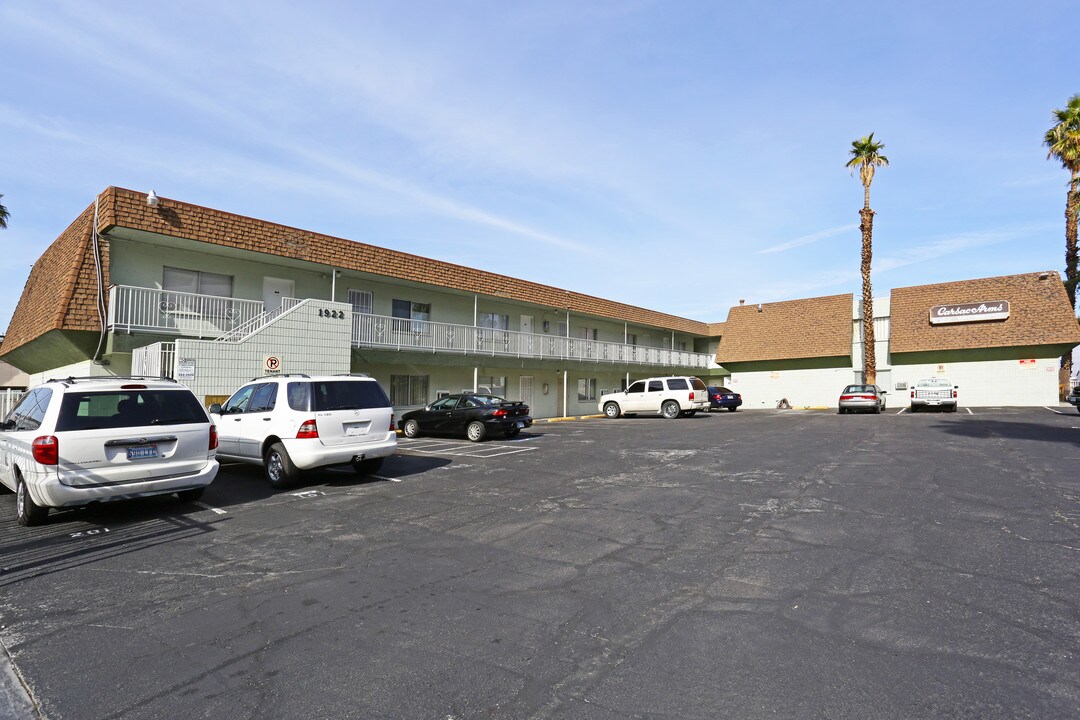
[
  {"x1": 1044, "y1": 94, "x2": 1080, "y2": 377},
  {"x1": 0, "y1": 194, "x2": 8, "y2": 230},
  {"x1": 846, "y1": 134, "x2": 889, "y2": 384}
]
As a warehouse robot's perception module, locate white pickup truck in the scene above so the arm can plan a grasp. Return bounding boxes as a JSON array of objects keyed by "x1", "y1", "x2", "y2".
[{"x1": 909, "y1": 378, "x2": 958, "y2": 412}]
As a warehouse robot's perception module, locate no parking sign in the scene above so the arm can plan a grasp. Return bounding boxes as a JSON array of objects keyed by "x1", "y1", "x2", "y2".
[{"x1": 264, "y1": 355, "x2": 283, "y2": 373}]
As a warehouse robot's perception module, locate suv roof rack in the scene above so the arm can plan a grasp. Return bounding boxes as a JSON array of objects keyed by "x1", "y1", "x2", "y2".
[
  {"x1": 45, "y1": 375, "x2": 177, "y2": 387},
  {"x1": 249, "y1": 373, "x2": 311, "y2": 381},
  {"x1": 334, "y1": 373, "x2": 371, "y2": 377}
]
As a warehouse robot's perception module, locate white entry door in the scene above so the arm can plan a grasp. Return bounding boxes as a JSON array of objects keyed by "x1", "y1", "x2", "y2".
[
  {"x1": 520, "y1": 315, "x2": 533, "y2": 334},
  {"x1": 263, "y1": 277, "x2": 295, "y2": 313},
  {"x1": 519, "y1": 376, "x2": 534, "y2": 409}
]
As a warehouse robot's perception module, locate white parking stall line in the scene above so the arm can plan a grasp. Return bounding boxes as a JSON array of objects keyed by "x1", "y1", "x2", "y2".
[
  {"x1": 372, "y1": 475, "x2": 402, "y2": 482},
  {"x1": 456, "y1": 446, "x2": 535, "y2": 458},
  {"x1": 1045, "y1": 406, "x2": 1072, "y2": 415},
  {"x1": 193, "y1": 501, "x2": 227, "y2": 515},
  {"x1": 896, "y1": 408, "x2": 906, "y2": 414},
  {"x1": 967, "y1": 408, "x2": 974, "y2": 415}
]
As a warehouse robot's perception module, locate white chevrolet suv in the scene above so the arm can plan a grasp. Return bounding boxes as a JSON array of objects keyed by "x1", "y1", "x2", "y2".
[
  {"x1": 210, "y1": 374, "x2": 397, "y2": 488},
  {"x1": 598, "y1": 376, "x2": 710, "y2": 419},
  {"x1": 0, "y1": 377, "x2": 219, "y2": 526}
]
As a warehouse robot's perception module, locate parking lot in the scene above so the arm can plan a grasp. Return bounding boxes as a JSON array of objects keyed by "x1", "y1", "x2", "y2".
[{"x1": 2, "y1": 407, "x2": 1079, "y2": 719}]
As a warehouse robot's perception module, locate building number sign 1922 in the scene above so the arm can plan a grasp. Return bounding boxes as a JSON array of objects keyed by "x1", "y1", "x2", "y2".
[{"x1": 318, "y1": 309, "x2": 345, "y2": 319}]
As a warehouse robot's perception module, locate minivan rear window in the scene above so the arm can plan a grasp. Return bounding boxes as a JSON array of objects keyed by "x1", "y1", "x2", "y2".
[
  {"x1": 56, "y1": 390, "x2": 207, "y2": 431},
  {"x1": 309, "y1": 381, "x2": 391, "y2": 411}
]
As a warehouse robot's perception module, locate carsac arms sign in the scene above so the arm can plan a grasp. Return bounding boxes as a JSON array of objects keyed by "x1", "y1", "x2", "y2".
[{"x1": 929, "y1": 300, "x2": 1010, "y2": 325}]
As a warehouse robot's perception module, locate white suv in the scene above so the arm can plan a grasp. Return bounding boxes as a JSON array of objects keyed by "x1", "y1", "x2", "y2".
[
  {"x1": 0, "y1": 377, "x2": 219, "y2": 526},
  {"x1": 598, "y1": 376, "x2": 710, "y2": 419},
  {"x1": 210, "y1": 374, "x2": 397, "y2": 488}
]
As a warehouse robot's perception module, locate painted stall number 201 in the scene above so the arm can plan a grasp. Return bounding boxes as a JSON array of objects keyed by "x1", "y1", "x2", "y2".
[
  {"x1": 318, "y1": 309, "x2": 345, "y2": 319},
  {"x1": 70, "y1": 528, "x2": 110, "y2": 538}
]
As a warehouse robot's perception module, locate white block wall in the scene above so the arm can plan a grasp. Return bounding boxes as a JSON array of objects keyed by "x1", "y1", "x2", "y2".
[
  {"x1": 174, "y1": 299, "x2": 352, "y2": 402},
  {"x1": 887, "y1": 357, "x2": 1060, "y2": 407},
  {"x1": 725, "y1": 367, "x2": 856, "y2": 409}
]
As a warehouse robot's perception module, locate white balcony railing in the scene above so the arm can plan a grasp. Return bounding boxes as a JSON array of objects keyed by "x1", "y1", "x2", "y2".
[
  {"x1": 110, "y1": 285, "x2": 711, "y2": 370},
  {"x1": 352, "y1": 313, "x2": 711, "y2": 369},
  {"x1": 108, "y1": 285, "x2": 264, "y2": 338}
]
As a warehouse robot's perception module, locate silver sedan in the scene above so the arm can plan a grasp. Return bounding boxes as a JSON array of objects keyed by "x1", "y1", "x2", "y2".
[{"x1": 838, "y1": 384, "x2": 887, "y2": 414}]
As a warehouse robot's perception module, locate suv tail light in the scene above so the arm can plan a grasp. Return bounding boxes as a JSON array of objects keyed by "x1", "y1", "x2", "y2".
[
  {"x1": 911, "y1": 390, "x2": 915, "y2": 399},
  {"x1": 389, "y1": 414, "x2": 396, "y2": 432},
  {"x1": 953, "y1": 390, "x2": 958, "y2": 398},
  {"x1": 296, "y1": 420, "x2": 319, "y2": 439},
  {"x1": 32, "y1": 436, "x2": 59, "y2": 465},
  {"x1": 209, "y1": 425, "x2": 219, "y2": 451},
  {"x1": 689, "y1": 392, "x2": 695, "y2": 401}
]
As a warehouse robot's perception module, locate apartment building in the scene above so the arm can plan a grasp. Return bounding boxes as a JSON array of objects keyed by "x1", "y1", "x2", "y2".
[{"x1": 0, "y1": 187, "x2": 719, "y2": 417}]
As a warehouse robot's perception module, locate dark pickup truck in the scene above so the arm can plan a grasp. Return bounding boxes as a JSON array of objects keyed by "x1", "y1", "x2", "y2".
[{"x1": 1067, "y1": 386, "x2": 1080, "y2": 414}]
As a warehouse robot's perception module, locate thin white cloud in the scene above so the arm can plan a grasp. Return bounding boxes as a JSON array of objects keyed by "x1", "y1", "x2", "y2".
[
  {"x1": 756, "y1": 223, "x2": 859, "y2": 254},
  {"x1": 0, "y1": 1, "x2": 592, "y2": 255}
]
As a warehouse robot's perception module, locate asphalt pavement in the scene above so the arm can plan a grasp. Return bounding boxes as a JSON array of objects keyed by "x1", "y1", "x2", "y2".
[{"x1": 1, "y1": 407, "x2": 1078, "y2": 719}]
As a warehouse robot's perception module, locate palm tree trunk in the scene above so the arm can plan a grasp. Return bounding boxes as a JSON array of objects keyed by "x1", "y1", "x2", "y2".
[
  {"x1": 860, "y1": 207, "x2": 876, "y2": 384},
  {"x1": 1063, "y1": 178, "x2": 1079, "y2": 379}
]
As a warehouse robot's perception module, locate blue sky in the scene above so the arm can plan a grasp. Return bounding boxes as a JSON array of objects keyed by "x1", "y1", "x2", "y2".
[{"x1": 1, "y1": 0, "x2": 1077, "y2": 330}]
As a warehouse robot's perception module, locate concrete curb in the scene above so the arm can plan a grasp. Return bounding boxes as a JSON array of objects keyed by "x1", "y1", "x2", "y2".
[{"x1": 0, "y1": 639, "x2": 37, "y2": 720}]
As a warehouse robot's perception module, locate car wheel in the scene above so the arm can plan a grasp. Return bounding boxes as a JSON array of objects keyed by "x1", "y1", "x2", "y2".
[
  {"x1": 352, "y1": 457, "x2": 384, "y2": 475},
  {"x1": 466, "y1": 421, "x2": 487, "y2": 442},
  {"x1": 686, "y1": 410, "x2": 697, "y2": 417},
  {"x1": 838, "y1": 407, "x2": 845, "y2": 414},
  {"x1": 661, "y1": 400, "x2": 681, "y2": 419},
  {"x1": 727, "y1": 407, "x2": 737, "y2": 412},
  {"x1": 402, "y1": 419, "x2": 421, "y2": 438},
  {"x1": 1075, "y1": 406, "x2": 1080, "y2": 415},
  {"x1": 909, "y1": 405, "x2": 918, "y2": 413},
  {"x1": 264, "y1": 442, "x2": 300, "y2": 488},
  {"x1": 16, "y1": 474, "x2": 48, "y2": 527},
  {"x1": 505, "y1": 426, "x2": 521, "y2": 438},
  {"x1": 873, "y1": 405, "x2": 881, "y2": 414},
  {"x1": 176, "y1": 487, "x2": 205, "y2": 503},
  {"x1": 603, "y1": 402, "x2": 621, "y2": 419}
]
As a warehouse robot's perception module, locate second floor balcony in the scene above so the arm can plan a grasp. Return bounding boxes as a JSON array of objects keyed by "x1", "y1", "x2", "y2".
[{"x1": 109, "y1": 285, "x2": 713, "y2": 370}]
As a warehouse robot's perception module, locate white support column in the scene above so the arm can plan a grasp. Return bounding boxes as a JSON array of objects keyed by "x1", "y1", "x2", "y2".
[
  {"x1": 473, "y1": 295, "x2": 478, "y2": 327},
  {"x1": 473, "y1": 367, "x2": 479, "y2": 393},
  {"x1": 624, "y1": 322, "x2": 627, "y2": 344},
  {"x1": 331, "y1": 269, "x2": 338, "y2": 301},
  {"x1": 562, "y1": 370, "x2": 568, "y2": 418}
]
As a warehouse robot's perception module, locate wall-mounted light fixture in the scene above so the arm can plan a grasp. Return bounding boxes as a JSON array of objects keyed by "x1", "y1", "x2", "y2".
[
  {"x1": 757, "y1": 303, "x2": 763, "y2": 313},
  {"x1": 147, "y1": 190, "x2": 159, "y2": 208},
  {"x1": 543, "y1": 320, "x2": 550, "y2": 333}
]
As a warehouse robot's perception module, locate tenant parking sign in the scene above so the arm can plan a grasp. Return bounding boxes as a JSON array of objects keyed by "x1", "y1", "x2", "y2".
[{"x1": 264, "y1": 355, "x2": 282, "y2": 373}]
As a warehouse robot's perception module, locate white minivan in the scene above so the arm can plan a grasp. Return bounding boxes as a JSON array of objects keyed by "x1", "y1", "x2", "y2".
[
  {"x1": 598, "y1": 376, "x2": 710, "y2": 419},
  {"x1": 0, "y1": 377, "x2": 219, "y2": 526}
]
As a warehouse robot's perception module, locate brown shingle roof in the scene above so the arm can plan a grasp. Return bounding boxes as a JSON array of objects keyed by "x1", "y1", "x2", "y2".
[
  {"x1": 889, "y1": 272, "x2": 1080, "y2": 353},
  {"x1": 99, "y1": 187, "x2": 710, "y2": 335},
  {"x1": 715, "y1": 294, "x2": 853, "y2": 363},
  {"x1": 0, "y1": 207, "x2": 100, "y2": 357}
]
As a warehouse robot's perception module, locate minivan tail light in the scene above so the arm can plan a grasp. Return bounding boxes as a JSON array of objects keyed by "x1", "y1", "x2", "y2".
[
  {"x1": 32, "y1": 436, "x2": 59, "y2": 465},
  {"x1": 296, "y1": 420, "x2": 319, "y2": 439},
  {"x1": 209, "y1": 425, "x2": 219, "y2": 450}
]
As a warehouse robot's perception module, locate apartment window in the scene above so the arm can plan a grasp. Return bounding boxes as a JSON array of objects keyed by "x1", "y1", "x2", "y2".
[
  {"x1": 578, "y1": 327, "x2": 598, "y2": 340},
  {"x1": 390, "y1": 375, "x2": 429, "y2": 406},
  {"x1": 392, "y1": 299, "x2": 430, "y2": 332},
  {"x1": 478, "y1": 312, "x2": 510, "y2": 330},
  {"x1": 557, "y1": 321, "x2": 568, "y2": 337},
  {"x1": 163, "y1": 267, "x2": 233, "y2": 297},
  {"x1": 626, "y1": 333, "x2": 637, "y2": 345},
  {"x1": 677, "y1": 341, "x2": 687, "y2": 351},
  {"x1": 477, "y1": 376, "x2": 506, "y2": 397},
  {"x1": 349, "y1": 289, "x2": 373, "y2": 314},
  {"x1": 577, "y1": 378, "x2": 597, "y2": 401}
]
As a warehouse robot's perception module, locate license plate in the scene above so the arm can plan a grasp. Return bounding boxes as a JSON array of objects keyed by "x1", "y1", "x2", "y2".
[
  {"x1": 344, "y1": 423, "x2": 369, "y2": 436},
  {"x1": 127, "y1": 445, "x2": 159, "y2": 460},
  {"x1": 515, "y1": 421, "x2": 524, "y2": 428},
  {"x1": 724, "y1": 395, "x2": 734, "y2": 400}
]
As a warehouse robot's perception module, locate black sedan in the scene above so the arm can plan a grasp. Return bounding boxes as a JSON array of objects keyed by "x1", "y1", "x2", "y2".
[
  {"x1": 707, "y1": 386, "x2": 743, "y2": 412},
  {"x1": 400, "y1": 394, "x2": 533, "y2": 442}
]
